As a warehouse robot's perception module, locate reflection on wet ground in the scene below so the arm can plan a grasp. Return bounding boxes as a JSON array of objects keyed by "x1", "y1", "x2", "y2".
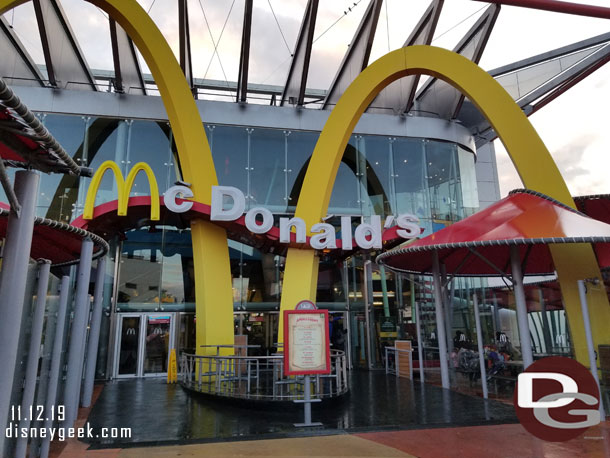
[{"x1": 85, "y1": 370, "x2": 517, "y2": 448}]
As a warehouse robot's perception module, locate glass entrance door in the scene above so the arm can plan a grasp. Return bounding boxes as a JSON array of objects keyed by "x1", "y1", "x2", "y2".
[
  {"x1": 114, "y1": 313, "x2": 174, "y2": 378},
  {"x1": 116, "y1": 315, "x2": 142, "y2": 378},
  {"x1": 143, "y1": 315, "x2": 171, "y2": 375}
]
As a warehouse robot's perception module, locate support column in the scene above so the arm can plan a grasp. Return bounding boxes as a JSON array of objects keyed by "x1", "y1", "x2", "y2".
[
  {"x1": 473, "y1": 294, "x2": 488, "y2": 399},
  {"x1": 538, "y1": 287, "x2": 553, "y2": 354},
  {"x1": 577, "y1": 280, "x2": 606, "y2": 420},
  {"x1": 81, "y1": 257, "x2": 106, "y2": 408},
  {"x1": 63, "y1": 238, "x2": 94, "y2": 428},
  {"x1": 39, "y1": 275, "x2": 70, "y2": 458},
  {"x1": 510, "y1": 245, "x2": 534, "y2": 369},
  {"x1": 14, "y1": 260, "x2": 51, "y2": 458},
  {"x1": 414, "y1": 302, "x2": 425, "y2": 383},
  {"x1": 432, "y1": 251, "x2": 450, "y2": 389},
  {"x1": 0, "y1": 170, "x2": 39, "y2": 456}
]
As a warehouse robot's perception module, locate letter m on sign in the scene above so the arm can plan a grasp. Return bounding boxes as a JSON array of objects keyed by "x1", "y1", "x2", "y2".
[{"x1": 83, "y1": 160, "x2": 160, "y2": 221}]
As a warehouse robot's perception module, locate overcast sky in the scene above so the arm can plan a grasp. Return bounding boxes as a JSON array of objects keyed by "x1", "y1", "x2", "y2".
[{"x1": 5, "y1": 0, "x2": 610, "y2": 198}]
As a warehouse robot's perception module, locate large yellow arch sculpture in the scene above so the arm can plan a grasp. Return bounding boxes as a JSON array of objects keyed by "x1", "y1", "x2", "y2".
[
  {"x1": 0, "y1": 0, "x2": 234, "y2": 356},
  {"x1": 279, "y1": 45, "x2": 610, "y2": 366}
]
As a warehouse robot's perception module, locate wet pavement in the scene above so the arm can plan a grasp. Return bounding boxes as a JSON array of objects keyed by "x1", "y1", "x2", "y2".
[{"x1": 85, "y1": 370, "x2": 517, "y2": 448}]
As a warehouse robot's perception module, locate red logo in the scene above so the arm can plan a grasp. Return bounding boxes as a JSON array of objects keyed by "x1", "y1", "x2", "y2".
[{"x1": 513, "y1": 356, "x2": 601, "y2": 442}]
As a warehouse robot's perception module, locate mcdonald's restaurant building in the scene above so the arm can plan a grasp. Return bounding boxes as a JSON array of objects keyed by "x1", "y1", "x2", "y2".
[{"x1": 1, "y1": 2, "x2": 610, "y2": 451}]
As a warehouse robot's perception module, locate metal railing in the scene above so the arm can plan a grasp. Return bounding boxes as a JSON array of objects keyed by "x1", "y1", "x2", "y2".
[
  {"x1": 179, "y1": 350, "x2": 348, "y2": 401},
  {"x1": 384, "y1": 347, "x2": 413, "y2": 379}
]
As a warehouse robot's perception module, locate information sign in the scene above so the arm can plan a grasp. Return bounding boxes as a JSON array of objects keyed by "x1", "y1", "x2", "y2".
[{"x1": 284, "y1": 309, "x2": 331, "y2": 376}]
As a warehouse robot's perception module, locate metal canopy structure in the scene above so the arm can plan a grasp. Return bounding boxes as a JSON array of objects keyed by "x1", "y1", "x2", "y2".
[{"x1": 0, "y1": 0, "x2": 607, "y2": 148}]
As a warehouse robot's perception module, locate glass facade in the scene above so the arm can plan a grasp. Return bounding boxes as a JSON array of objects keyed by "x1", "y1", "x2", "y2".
[{"x1": 0, "y1": 112, "x2": 490, "y2": 376}]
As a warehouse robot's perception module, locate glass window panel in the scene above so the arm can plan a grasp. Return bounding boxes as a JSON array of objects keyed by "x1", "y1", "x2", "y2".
[
  {"x1": 249, "y1": 128, "x2": 286, "y2": 212},
  {"x1": 361, "y1": 135, "x2": 392, "y2": 217},
  {"x1": 392, "y1": 137, "x2": 427, "y2": 219},
  {"x1": 457, "y1": 146, "x2": 479, "y2": 216},
  {"x1": 160, "y1": 228, "x2": 195, "y2": 309},
  {"x1": 39, "y1": 114, "x2": 86, "y2": 221},
  {"x1": 286, "y1": 130, "x2": 318, "y2": 212},
  {"x1": 329, "y1": 136, "x2": 360, "y2": 214},
  {"x1": 118, "y1": 229, "x2": 163, "y2": 312},
  {"x1": 209, "y1": 125, "x2": 248, "y2": 190},
  {"x1": 426, "y1": 140, "x2": 460, "y2": 223},
  {"x1": 127, "y1": 120, "x2": 173, "y2": 194},
  {"x1": 83, "y1": 118, "x2": 125, "y2": 212}
]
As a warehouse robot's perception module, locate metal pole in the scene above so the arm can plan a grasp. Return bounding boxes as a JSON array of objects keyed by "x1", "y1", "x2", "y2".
[
  {"x1": 473, "y1": 294, "x2": 489, "y2": 399},
  {"x1": 81, "y1": 257, "x2": 106, "y2": 408},
  {"x1": 363, "y1": 259, "x2": 374, "y2": 369},
  {"x1": 577, "y1": 280, "x2": 606, "y2": 420},
  {"x1": 39, "y1": 275, "x2": 70, "y2": 458},
  {"x1": 294, "y1": 374, "x2": 322, "y2": 427},
  {"x1": 379, "y1": 265, "x2": 390, "y2": 318},
  {"x1": 0, "y1": 170, "x2": 39, "y2": 456},
  {"x1": 432, "y1": 251, "x2": 450, "y2": 389},
  {"x1": 414, "y1": 302, "x2": 425, "y2": 383},
  {"x1": 538, "y1": 287, "x2": 553, "y2": 354},
  {"x1": 14, "y1": 260, "x2": 51, "y2": 458},
  {"x1": 63, "y1": 238, "x2": 94, "y2": 428},
  {"x1": 510, "y1": 245, "x2": 534, "y2": 369}
]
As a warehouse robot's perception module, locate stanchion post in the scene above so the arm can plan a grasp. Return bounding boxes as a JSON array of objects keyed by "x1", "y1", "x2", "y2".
[
  {"x1": 432, "y1": 251, "x2": 450, "y2": 389},
  {"x1": 63, "y1": 238, "x2": 94, "y2": 428},
  {"x1": 577, "y1": 279, "x2": 606, "y2": 420},
  {"x1": 473, "y1": 294, "x2": 489, "y2": 399},
  {"x1": 510, "y1": 245, "x2": 534, "y2": 369},
  {"x1": 0, "y1": 170, "x2": 39, "y2": 455},
  {"x1": 81, "y1": 257, "x2": 106, "y2": 408}
]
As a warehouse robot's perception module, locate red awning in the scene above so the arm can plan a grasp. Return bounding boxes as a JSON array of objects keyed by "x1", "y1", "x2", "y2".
[
  {"x1": 0, "y1": 207, "x2": 108, "y2": 266},
  {"x1": 377, "y1": 190, "x2": 610, "y2": 276}
]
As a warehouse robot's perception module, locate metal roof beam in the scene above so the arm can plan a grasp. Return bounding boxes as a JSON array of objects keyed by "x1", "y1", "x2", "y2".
[
  {"x1": 32, "y1": 0, "x2": 97, "y2": 91},
  {"x1": 280, "y1": 0, "x2": 319, "y2": 107},
  {"x1": 0, "y1": 16, "x2": 46, "y2": 87},
  {"x1": 414, "y1": 4, "x2": 500, "y2": 119},
  {"x1": 236, "y1": 0, "x2": 253, "y2": 103},
  {"x1": 109, "y1": 19, "x2": 146, "y2": 95},
  {"x1": 489, "y1": 30, "x2": 610, "y2": 77},
  {"x1": 471, "y1": 42, "x2": 610, "y2": 146},
  {"x1": 178, "y1": 0, "x2": 194, "y2": 95},
  {"x1": 367, "y1": 0, "x2": 443, "y2": 115},
  {"x1": 322, "y1": 0, "x2": 383, "y2": 109}
]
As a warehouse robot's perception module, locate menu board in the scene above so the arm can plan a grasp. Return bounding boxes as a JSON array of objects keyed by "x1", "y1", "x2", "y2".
[{"x1": 283, "y1": 310, "x2": 330, "y2": 376}]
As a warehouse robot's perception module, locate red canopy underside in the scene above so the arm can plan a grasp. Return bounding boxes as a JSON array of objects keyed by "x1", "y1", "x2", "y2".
[
  {"x1": 381, "y1": 191, "x2": 610, "y2": 276},
  {"x1": 0, "y1": 212, "x2": 104, "y2": 265}
]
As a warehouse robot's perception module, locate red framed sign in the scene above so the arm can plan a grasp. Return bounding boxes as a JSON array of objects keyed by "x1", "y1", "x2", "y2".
[{"x1": 283, "y1": 309, "x2": 331, "y2": 376}]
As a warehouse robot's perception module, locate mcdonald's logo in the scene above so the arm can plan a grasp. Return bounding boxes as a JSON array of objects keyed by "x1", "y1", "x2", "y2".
[{"x1": 83, "y1": 160, "x2": 160, "y2": 221}]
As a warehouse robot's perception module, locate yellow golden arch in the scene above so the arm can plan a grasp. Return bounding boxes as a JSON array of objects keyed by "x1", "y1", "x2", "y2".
[
  {"x1": 1, "y1": 0, "x2": 606, "y2": 364},
  {"x1": 83, "y1": 160, "x2": 160, "y2": 221}
]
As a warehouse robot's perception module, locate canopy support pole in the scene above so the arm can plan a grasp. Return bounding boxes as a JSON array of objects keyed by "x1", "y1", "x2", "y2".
[
  {"x1": 510, "y1": 245, "x2": 534, "y2": 369},
  {"x1": 414, "y1": 301, "x2": 425, "y2": 383},
  {"x1": 81, "y1": 257, "x2": 107, "y2": 408},
  {"x1": 432, "y1": 251, "x2": 450, "y2": 389},
  {"x1": 0, "y1": 170, "x2": 39, "y2": 456},
  {"x1": 577, "y1": 279, "x2": 606, "y2": 420},
  {"x1": 473, "y1": 293, "x2": 489, "y2": 399},
  {"x1": 63, "y1": 238, "x2": 94, "y2": 428},
  {"x1": 14, "y1": 260, "x2": 51, "y2": 458}
]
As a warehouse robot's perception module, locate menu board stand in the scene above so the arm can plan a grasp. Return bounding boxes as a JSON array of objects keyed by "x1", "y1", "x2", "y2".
[
  {"x1": 293, "y1": 374, "x2": 322, "y2": 427},
  {"x1": 284, "y1": 307, "x2": 330, "y2": 427}
]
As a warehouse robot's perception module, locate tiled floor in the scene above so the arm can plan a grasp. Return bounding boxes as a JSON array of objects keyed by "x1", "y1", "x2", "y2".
[
  {"x1": 42, "y1": 371, "x2": 609, "y2": 457},
  {"x1": 83, "y1": 371, "x2": 517, "y2": 447}
]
